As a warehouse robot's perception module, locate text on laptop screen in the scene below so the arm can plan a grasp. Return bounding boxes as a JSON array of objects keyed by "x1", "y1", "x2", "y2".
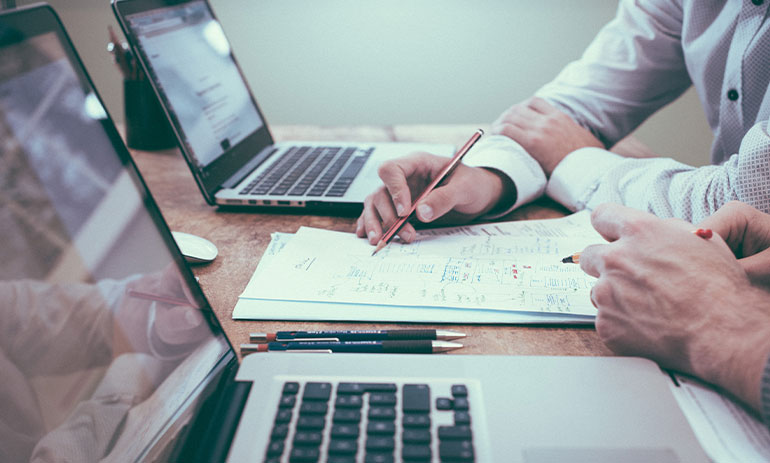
[
  {"x1": 0, "y1": 28, "x2": 229, "y2": 462},
  {"x1": 125, "y1": 1, "x2": 264, "y2": 171}
]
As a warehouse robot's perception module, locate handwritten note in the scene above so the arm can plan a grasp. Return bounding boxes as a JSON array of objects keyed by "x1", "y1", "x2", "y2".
[{"x1": 239, "y1": 212, "x2": 603, "y2": 317}]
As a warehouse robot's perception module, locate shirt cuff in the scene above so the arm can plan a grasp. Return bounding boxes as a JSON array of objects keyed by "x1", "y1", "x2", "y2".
[
  {"x1": 463, "y1": 134, "x2": 547, "y2": 218},
  {"x1": 546, "y1": 147, "x2": 625, "y2": 211}
]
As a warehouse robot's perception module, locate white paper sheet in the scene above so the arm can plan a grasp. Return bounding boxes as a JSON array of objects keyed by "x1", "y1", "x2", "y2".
[
  {"x1": 669, "y1": 374, "x2": 770, "y2": 462},
  {"x1": 234, "y1": 213, "x2": 602, "y2": 323}
]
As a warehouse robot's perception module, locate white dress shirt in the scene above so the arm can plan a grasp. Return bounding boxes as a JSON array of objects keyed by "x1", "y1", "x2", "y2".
[{"x1": 464, "y1": 0, "x2": 770, "y2": 223}]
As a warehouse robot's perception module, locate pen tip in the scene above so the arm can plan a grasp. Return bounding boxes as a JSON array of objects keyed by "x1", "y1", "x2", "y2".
[
  {"x1": 433, "y1": 341, "x2": 463, "y2": 353},
  {"x1": 435, "y1": 329, "x2": 466, "y2": 340}
]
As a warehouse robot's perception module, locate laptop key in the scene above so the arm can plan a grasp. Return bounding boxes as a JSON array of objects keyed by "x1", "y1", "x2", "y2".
[
  {"x1": 289, "y1": 446, "x2": 320, "y2": 462},
  {"x1": 293, "y1": 431, "x2": 322, "y2": 445},
  {"x1": 402, "y1": 384, "x2": 430, "y2": 414},
  {"x1": 335, "y1": 394, "x2": 363, "y2": 408},
  {"x1": 454, "y1": 411, "x2": 471, "y2": 425},
  {"x1": 366, "y1": 436, "x2": 395, "y2": 451},
  {"x1": 402, "y1": 429, "x2": 431, "y2": 444},
  {"x1": 438, "y1": 425, "x2": 472, "y2": 440},
  {"x1": 265, "y1": 440, "x2": 284, "y2": 457},
  {"x1": 271, "y1": 424, "x2": 289, "y2": 439},
  {"x1": 328, "y1": 438, "x2": 358, "y2": 455},
  {"x1": 369, "y1": 393, "x2": 397, "y2": 406},
  {"x1": 331, "y1": 423, "x2": 360, "y2": 438},
  {"x1": 328, "y1": 457, "x2": 356, "y2": 463},
  {"x1": 402, "y1": 414, "x2": 430, "y2": 428},
  {"x1": 296, "y1": 416, "x2": 326, "y2": 430},
  {"x1": 436, "y1": 398, "x2": 453, "y2": 410},
  {"x1": 279, "y1": 395, "x2": 296, "y2": 408},
  {"x1": 303, "y1": 382, "x2": 332, "y2": 401},
  {"x1": 402, "y1": 444, "x2": 431, "y2": 461},
  {"x1": 367, "y1": 420, "x2": 396, "y2": 435},
  {"x1": 299, "y1": 401, "x2": 328, "y2": 415},
  {"x1": 364, "y1": 454, "x2": 394, "y2": 463},
  {"x1": 333, "y1": 409, "x2": 361, "y2": 423},
  {"x1": 337, "y1": 382, "x2": 396, "y2": 394},
  {"x1": 451, "y1": 384, "x2": 468, "y2": 397},
  {"x1": 453, "y1": 397, "x2": 470, "y2": 411},
  {"x1": 275, "y1": 409, "x2": 293, "y2": 423},
  {"x1": 368, "y1": 407, "x2": 396, "y2": 420},
  {"x1": 438, "y1": 440, "x2": 474, "y2": 461},
  {"x1": 283, "y1": 382, "x2": 300, "y2": 394}
]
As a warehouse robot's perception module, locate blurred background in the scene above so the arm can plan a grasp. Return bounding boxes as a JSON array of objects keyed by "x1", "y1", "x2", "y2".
[{"x1": 15, "y1": 0, "x2": 713, "y2": 166}]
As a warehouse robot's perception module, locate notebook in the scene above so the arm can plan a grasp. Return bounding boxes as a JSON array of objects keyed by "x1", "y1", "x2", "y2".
[
  {"x1": 0, "y1": 5, "x2": 709, "y2": 462},
  {"x1": 112, "y1": 0, "x2": 454, "y2": 212}
]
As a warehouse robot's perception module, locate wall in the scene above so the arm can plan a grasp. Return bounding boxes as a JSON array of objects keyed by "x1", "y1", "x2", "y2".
[{"x1": 20, "y1": 0, "x2": 714, "y2": 166}]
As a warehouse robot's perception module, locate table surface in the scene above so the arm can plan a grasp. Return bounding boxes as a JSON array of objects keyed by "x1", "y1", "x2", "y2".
[{"x1": 129, "y1": 125, "x2": 611, "y2": 357}]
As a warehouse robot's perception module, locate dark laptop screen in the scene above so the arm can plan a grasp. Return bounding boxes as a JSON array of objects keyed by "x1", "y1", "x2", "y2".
[
  {"x1": 123, "y1": 0, "x2": 264, "y2": 171},
  {"x1": 0, "y1": 8, "x2": 230, "y2": 462}
]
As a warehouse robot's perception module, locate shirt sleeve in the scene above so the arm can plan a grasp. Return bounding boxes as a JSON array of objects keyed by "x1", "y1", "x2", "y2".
[
  {"x1": 535, "y1": 0, "x2": 692, "y2": 147},
  {"x1": 547, "y1": 120, "x2": 770, "y2": 223},
  {"x1": 462, "y1": 134, "x2": 547, "y2": 218}
]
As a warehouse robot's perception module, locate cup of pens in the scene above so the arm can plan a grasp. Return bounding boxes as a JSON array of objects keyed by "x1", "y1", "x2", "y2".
[{"x1": 109, "y1": 27, "x2": 175, "y2": 151}]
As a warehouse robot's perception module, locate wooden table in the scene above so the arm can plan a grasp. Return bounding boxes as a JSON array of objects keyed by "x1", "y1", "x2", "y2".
[{"x1": 130, "y1": 125, "x2": 611, "y2": 357}]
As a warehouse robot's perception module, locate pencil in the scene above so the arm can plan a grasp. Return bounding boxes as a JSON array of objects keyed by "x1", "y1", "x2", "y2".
[
  {"x1": 372, "y1": 129, "x2": 485, "y2": 256},
  {"x1": 561, "y1": 252, "x2": 580, "y2": 264}
]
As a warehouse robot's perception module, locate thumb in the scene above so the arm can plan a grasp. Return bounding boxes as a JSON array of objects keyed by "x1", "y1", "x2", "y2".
[{"x1": 415, "y1": 184, "x2": 463, "y2": 223}]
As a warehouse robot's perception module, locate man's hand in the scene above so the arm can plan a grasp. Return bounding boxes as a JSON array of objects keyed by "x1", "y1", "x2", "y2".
[
  {"x1": 579, "y1": 203, "x2": 770, "y2": 412},
  {"x1": 356, "y1": 152, "x2": 512, "y2": 245},
  {"x1": 699, "y1": 201, "x2": 770, "y2": 287},
  {"x1": 492, "y1": 97, "x2": 603, "y2": 176}
]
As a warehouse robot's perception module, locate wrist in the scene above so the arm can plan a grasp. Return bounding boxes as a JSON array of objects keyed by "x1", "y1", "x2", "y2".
[
  {"x1": 693, "y1": 287, "x2": 770, "y2": 411},
  {"x1": 479, "y1": 167, "x2": 516, "y2": 217}
]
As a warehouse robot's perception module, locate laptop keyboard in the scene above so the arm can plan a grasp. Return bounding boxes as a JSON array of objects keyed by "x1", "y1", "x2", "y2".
[
  {"x1": 264, "y1": 381, "x2": 475, "y2": 462},
  {"x1": 240, "y1": 146, "x2": 373, "y2": 198}
]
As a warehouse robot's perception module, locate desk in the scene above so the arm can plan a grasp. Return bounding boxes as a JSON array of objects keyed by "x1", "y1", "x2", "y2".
[{"x1": 130, "y1": 125, "x2": 611, "y2": 357}]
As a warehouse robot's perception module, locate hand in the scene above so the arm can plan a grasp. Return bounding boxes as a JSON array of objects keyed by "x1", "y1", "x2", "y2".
[
  {"x1": 492, "y1": 97, "x2": 603, "y2": 176},
  {"x1": 579, "y1": 203, "x2": 770, "y2": 412},
  {"x1": 698, "y1": 201, "x2": 770, "y2": 287},
  {"x1": 114, "y1": 266, "x2": 209, "y2": 359},
  {"x1": 356, "y1": 152, "x2": 513, "y2": 245}
]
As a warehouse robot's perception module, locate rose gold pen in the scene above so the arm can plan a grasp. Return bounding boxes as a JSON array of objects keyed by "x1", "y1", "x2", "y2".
[{"x1": 372, "y1": 129, "x2": 485, "y2": 256}]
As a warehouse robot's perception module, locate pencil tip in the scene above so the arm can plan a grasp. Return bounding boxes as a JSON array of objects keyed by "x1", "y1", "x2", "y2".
[
  {"x1": 561, "y1": 256, "x2": 572, "y2": 264},
  {"x1": 371, "y1": 241, "x2": 386, "y2": 256}
]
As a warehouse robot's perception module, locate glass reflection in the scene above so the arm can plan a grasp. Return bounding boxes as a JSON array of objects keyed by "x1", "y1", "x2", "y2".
[{"x1": 0, "y1": 25, "x2": 228, "y2": 462}]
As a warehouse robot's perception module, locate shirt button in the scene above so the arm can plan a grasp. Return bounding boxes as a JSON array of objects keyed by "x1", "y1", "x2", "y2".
[
  {"x1": 727, "y1": 89, "x2": 739, "y2": 101},
  {"x1": 752, "y1": 0, "x2": 763, "y2": 5}
]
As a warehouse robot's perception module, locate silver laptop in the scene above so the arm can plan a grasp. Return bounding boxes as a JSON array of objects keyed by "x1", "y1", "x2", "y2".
[
  {"x1": 112, "y1": 0, "x2": 453, "y2": 212},
  {"x1": 0, "y1": 5, "x2": 708, "y2": 462}
]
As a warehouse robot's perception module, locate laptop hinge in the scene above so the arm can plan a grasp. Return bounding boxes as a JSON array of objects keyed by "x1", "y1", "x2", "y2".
[
  {"x1": 173, "y1": 361, "x2": 252, "y2": 462},
  {"x1": 221, "y1": 146, "x2": 278, "y2": 189}
]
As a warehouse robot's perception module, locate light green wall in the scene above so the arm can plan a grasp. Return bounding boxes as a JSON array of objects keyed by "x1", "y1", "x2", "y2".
[{"x1": 20, "y1": 0, "x2": 714, "y2": 166}]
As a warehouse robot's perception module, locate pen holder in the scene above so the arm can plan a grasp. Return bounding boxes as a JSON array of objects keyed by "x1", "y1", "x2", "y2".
[{"x1": 124, "y1": 78, "x2": 176, "y2": 151}]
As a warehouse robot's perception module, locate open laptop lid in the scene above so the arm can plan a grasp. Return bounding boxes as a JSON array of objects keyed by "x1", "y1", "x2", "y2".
[
  {"x1": 0, "y1": 4, "x2": 235, "y2": 461},
  {"x1": 113, "y1": 0, "x2": 275, "y2": 204}
]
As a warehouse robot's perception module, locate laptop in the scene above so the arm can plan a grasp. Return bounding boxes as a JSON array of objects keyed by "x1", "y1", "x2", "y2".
[
  {"x1": 111, "y1": 0, "x2": 454, "y2": 212},
  {"x1": 0, "y1": 5, "x2": 709, "y2": 462}
]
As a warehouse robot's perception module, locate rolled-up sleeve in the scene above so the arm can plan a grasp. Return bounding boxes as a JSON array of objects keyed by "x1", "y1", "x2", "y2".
[{"x1": 536, "y1": 0, "x2": 691, "y2": 147}]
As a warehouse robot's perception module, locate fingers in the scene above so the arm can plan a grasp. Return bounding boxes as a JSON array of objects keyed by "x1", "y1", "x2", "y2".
[
  {"x1": 527, "y1": 96, "x2": 558, "y2": 115},
  {"x1": 357, "y1": 188, "x2": 417, "y2": 245},
  {"x1": 740, "y1": 249, "x2": 770, "y2": 286},
  {"x1": 578, "y1": 244, "x2": 608, "y2": 278},
  {"x1": 377, "y1": 153, "x2": 435, "y2": 217},
  {"x1": 589, "y1": 203, "x2": 659, "y2": 242},
  {"x1": 698, "y1": 201, "x2": 770, "y2": 258}
]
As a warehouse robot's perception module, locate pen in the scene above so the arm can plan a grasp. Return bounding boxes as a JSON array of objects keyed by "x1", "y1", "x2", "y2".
[
  {"x1": 250, "y1": 329, "x2": 466, "y2": 343},
  {"x1": 239, "y1": 340, "x2": 463, "y2": 354},
  {"x1": 372, "y1": 129, "x2": 485, "y2": 256},
  {"x1": 126, "y1": 289, "x2": 195, "y2": 307},
  {"x1": 560, "y1": 228, "x2": 714, "y2": 264}
]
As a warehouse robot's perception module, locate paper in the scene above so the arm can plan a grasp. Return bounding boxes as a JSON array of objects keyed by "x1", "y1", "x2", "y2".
[
  {"x1": 669, "y1": 374, "x2": 770, "y2": 462},
  {"x1": 235, "y1": 213, "x2": 602, "y2": 322}
]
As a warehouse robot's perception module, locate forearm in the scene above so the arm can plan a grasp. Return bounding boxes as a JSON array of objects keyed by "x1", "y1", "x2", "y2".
[{"x1": 548, "y1": 120, "x2": 770, "y2": 222}]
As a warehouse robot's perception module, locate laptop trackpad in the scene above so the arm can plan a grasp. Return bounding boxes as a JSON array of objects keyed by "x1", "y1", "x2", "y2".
[{"x1": 523, "y1": 448, "x2": 680, "y2": 463}]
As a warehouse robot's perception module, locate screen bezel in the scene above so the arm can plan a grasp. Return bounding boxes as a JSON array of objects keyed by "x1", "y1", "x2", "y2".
[
  {"x1": 112, "y1": 0, "x2": 276, "y2": 204},
  {"x1": 0, "y1": 3, "x2": 238, "y2": 459}
]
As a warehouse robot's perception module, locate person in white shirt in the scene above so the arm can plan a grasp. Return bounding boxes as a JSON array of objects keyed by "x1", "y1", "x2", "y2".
[{"x1": 356, "y1": 0, "x2": 770, "y2": 244}]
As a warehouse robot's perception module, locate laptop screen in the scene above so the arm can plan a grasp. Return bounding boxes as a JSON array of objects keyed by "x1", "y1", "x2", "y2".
[
  {"x1": 0, "y1": 7, "x2": 231, "y2": 462},
  {"x1": 122, "y1": 1, "x2": 265, "y2": 175}
]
